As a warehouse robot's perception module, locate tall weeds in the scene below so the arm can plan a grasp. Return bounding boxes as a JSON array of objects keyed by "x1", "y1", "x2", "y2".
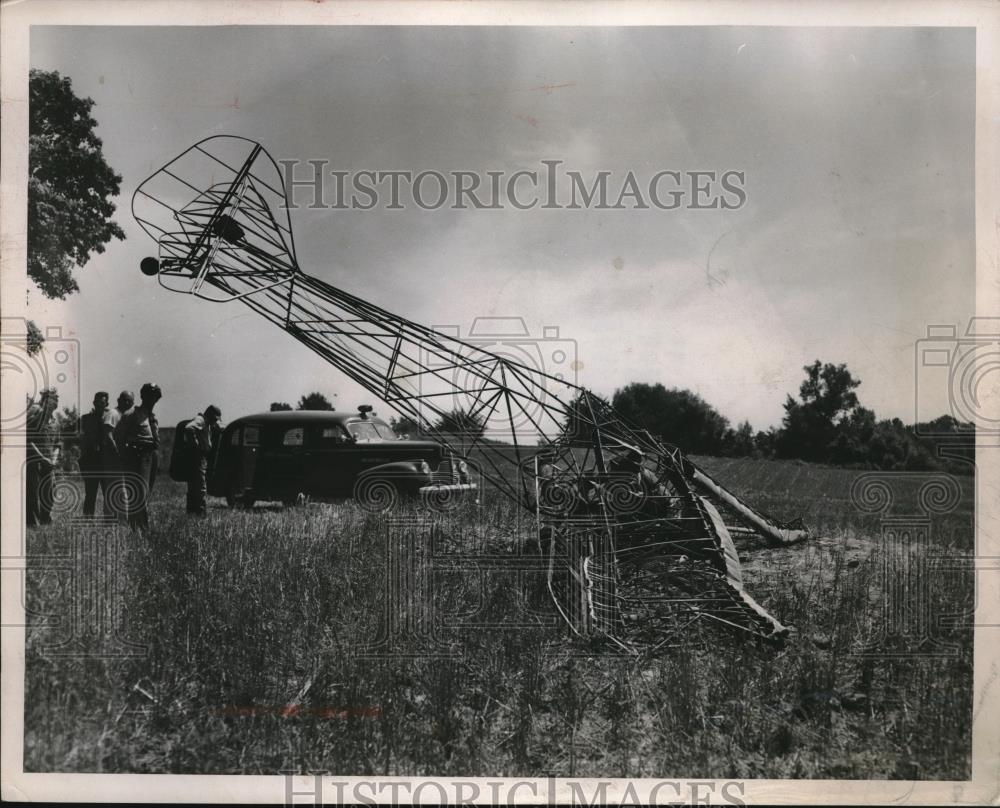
[{"x1": 24, "y1": 468, "x2": 972, "y2": 778}]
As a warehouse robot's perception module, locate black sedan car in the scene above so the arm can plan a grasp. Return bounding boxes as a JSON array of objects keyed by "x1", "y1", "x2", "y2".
[{"x1": 185, "y1": 407, "x2": 476, "y2": 509}]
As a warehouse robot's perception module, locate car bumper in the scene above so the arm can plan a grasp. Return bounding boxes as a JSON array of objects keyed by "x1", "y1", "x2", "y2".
[{"x1": 418, "y1": 482, "x2": 478, "y2": 496}]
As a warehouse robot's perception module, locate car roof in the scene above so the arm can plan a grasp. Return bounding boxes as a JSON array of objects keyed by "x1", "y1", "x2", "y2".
[{"x1": 226, "y1": 410, "x2": 387, "y2": 427}]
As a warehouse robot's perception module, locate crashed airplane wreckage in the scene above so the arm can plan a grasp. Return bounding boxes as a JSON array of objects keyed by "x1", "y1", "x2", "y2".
[{"x1": 132, "y1": 136, "x2": 808, "y2": 652}]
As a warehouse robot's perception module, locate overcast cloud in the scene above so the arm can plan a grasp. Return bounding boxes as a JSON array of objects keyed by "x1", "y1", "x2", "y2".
[{"x1": 27, "y1": 25, "x2": 974, "y2": 430}]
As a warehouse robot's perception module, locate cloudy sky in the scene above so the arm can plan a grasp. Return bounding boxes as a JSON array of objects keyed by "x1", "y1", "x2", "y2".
[{"x1": 27, "y1": 25, "x2": 974, "y2": 430}]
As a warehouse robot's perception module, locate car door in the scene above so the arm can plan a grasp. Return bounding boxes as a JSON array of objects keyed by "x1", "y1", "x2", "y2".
[
  {"x1": 239, "y1": 424, "x2": 261, "y2": 492},
  {"x1": 340, "y1": 421, "x2": 392, "y2": 485},
  {"x1": 218, "y1": 423, "x2": 262, "y2": 498},
  {"x1": 304, "y1": 423, "x2": 353, "y2": 496},
  {"x1": 259, "y1": 424, "x2": 309, "y2": 499},
  {"x1": 208, "y1": 423, "x2": 237, "y2": 495}
]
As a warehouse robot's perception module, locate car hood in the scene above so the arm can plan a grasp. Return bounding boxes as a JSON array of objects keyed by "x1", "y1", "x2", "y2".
[{"x1": 356, "y1": 438, "x2": 444, "y2": 457}]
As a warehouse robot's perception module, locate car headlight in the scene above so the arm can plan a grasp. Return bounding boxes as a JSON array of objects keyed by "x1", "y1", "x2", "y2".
[{"x1": 418, "y1": 460, "x2": 431, "y2": 476}]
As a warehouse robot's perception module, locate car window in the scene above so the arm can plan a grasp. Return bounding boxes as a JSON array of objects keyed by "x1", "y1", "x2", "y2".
[
  {"x1": 346, "y1": 420, "x2": 399, "y2": 441},
  {"x1": 282, "y1": 427, "x2": 304, "y2": 447},
  {"x1": 347, "y1": 422, "x2": 380, "y2": 442},
  {"x1": 371, "y1": 419, "x2": 397, "y2": 439},
  {"x1": 229, "y1": 428, "x2": 240, "y2": 446},
  {"x1": 244, "y1": 426, "x2": 260, "y2": 446},
  {"x1": 315, "y1": 425, "x2": 351, "y2": 446}
]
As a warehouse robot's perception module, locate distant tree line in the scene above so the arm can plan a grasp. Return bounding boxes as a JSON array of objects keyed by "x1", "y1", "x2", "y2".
[
  {"x1": 611, "y1": 363, "x2": 973, "y2": 474},
  {"x1": 267, "y1": 395, "x2": 477, "y2": 440},
  {"x1": 388, "y1": 410, "x2": 486, "y2": 440},
  {"x1": 270, "y1": 391, "x2": 336, "y2": 412},
  {"x1": 267, "y1": 365, "x2": 974, "y2": 475}
]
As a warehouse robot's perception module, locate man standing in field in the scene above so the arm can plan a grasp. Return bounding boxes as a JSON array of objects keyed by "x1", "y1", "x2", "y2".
[
  {"x1": 115, "y1": 383, "x2": 162, "y2": 530},
  {"x1": 182, "y1": 404, "x2": 222, "y2": 516},
  {"x1": 103, "y1": 390, "x2": 134, "y2": 523},
  {"x1": 78, "y1": 391, "x2": 111, "y2": 518},
  {"x1": 24, "y1": 388, "x2": 61, "y2": 527}
]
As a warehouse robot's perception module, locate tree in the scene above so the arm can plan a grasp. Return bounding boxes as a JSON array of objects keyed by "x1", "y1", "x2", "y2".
[
  {"x1": 26, "y1": 320, "x2": 44, "y2": 356},
  {"x1": 389, "y1": 414, "x2": 421, "y2": 437},
  {"x1": 29, "y1": 70, "x2": 125, "y2": 299},
  {"x1": 724, "y1": 420, "x2": 756, "y2": 457},
  {"x1": 558, "y1": 390, "x2": 611, "y2": 443},
  {"x1": 912, "y1": 415, "x2": 974, "y2": 472},
  {"x1": 796, "y1": 360, "x2": 860, "y2": 421},
  {"x1": 434, "y1": 408, "x2": 485, "y2": 439},
  {"x1": 611, "y1": 382, "x2": 730, "y2": 455},
  {"x1": 828, "y1": 405, "x2": 875, "y2": 465},
  {"x1": 296, "y1": 392, "x2": 335, "y2": 411},
  {"x1": 754, "y1": 428, "x2": 779, "y2": 458},
  {"x1": 269, "y1": 401, "x2": 293, "y2": 411},
  {"x1": 776, "y1": 361, "x2": 861, "y2": 462}
]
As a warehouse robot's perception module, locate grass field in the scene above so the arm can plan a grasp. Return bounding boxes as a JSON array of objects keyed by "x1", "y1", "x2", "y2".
[{"x1": 22, "y1": 456, "x2": 973, "y2": 778}]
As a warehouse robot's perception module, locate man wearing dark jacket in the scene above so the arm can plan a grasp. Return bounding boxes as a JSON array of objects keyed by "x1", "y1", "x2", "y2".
[
  {"x1": 79, "y1": 391, "x2": 111, "y2": 518},
  {"x1": 102, "y1": 391, "x2": 134, "y2": 523}
]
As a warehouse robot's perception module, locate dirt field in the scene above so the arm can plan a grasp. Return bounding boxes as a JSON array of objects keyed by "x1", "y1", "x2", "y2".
[{"x1": 22, "y1": 457, "x2": 973, "y2": 778}]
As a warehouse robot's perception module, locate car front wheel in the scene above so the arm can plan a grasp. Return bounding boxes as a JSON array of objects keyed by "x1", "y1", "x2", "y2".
[
  {"x1": 353, "y1": 476, "x2": 400, "y2": 513},
  {"x1": 226, "y1": 486, "x2": 255, "y2": 510}
]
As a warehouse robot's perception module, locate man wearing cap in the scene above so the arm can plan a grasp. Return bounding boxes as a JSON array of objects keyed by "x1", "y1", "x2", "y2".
[
  {"x1": 115, "y1": 383, "x2": 162, "y2": 529},
  {"x1": 25, "y1": 388, "x2": 61, "y2": 527},
  {"x1": 183, "y1": 405, "x2": 223, "y2": 516},
  {"x1": 79, "y1": 391, "x2": 112, "y2": 518}
]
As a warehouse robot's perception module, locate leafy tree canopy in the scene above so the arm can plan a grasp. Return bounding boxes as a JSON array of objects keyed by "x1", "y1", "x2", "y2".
[
  {"x1": 434, "y1": 408, "x2": 485, "y2": 438},
  {"x1": 269, "y1": 401, "x2": 293, "y2": 411},
  {"x1": 611, "y1": 382, "x2": 730, "y2": 455},
  {"x1": 389, "y1": 414, "x2": 421, "y2": 437},
  {"x1": 777, "y1": 361, "x2": 861, "y2": 461},
  {"x1": 29, "y1": 69, "x2": 125, "y2": 299},
  {"x1": 296, "y1": 392, "x2": 335, "y2": 411},
  {"x1": 26, "y1": 320, "x2": 44, "y2": 356},
  {"x1": 794, "y1": 360, "x2": 860, "y2": 422}
]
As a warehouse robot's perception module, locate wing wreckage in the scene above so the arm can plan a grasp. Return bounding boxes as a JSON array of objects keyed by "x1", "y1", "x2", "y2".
[{"x1": 133, "y1": 136, "x2": 808, "y2": 653}]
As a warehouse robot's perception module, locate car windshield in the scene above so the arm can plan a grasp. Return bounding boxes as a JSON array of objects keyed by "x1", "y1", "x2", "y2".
[{"x1": 346, "y1": 419, "x2": 396, "y2": 441}]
